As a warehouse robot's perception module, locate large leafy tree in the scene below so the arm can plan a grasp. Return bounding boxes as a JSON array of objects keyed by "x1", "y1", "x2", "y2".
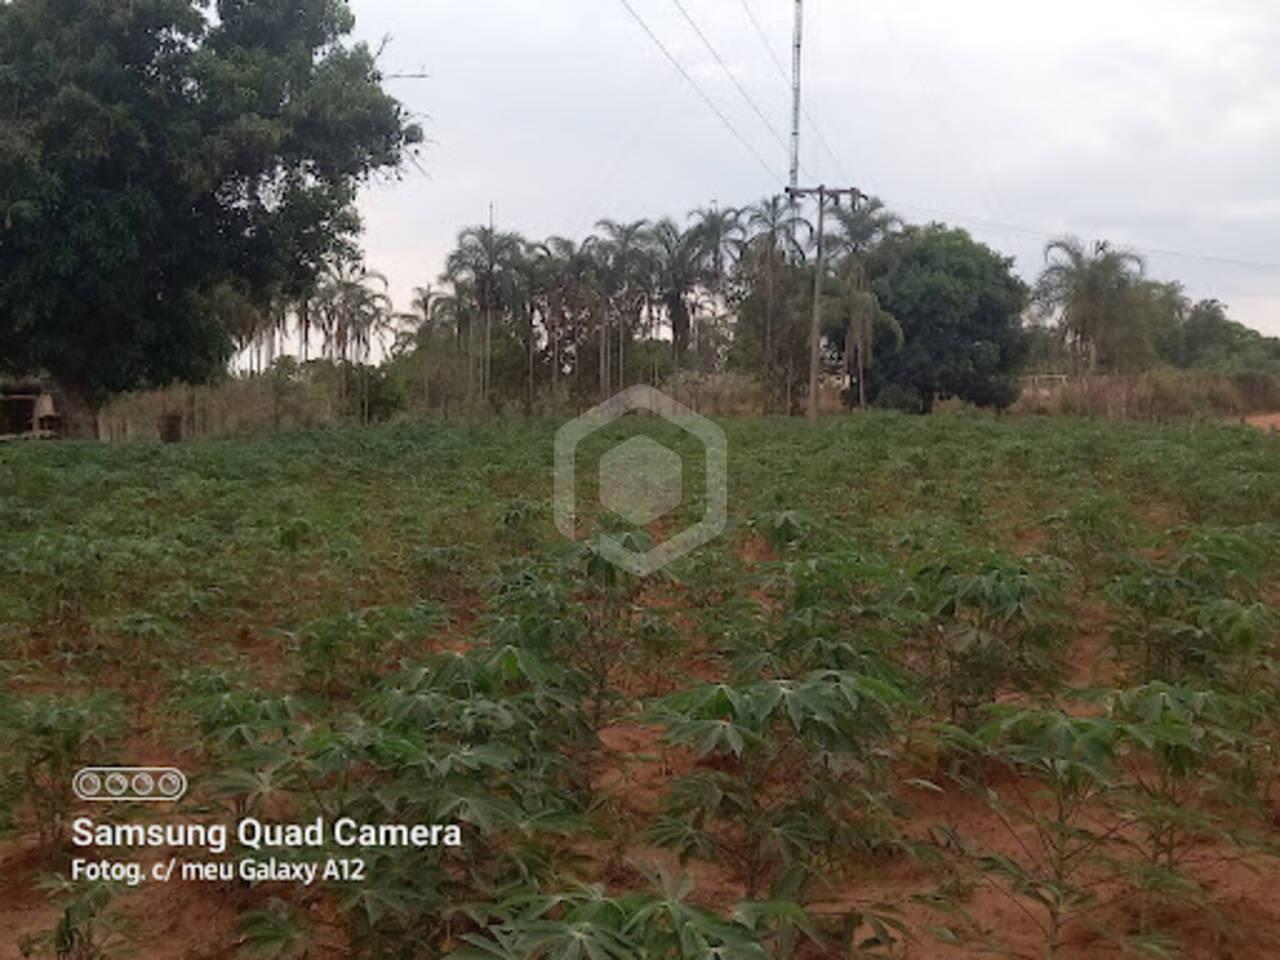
[
  {"x1": 0, "y1": 0, "x2": 421, "y2": 433},
  {"x1": 870, "y1": 225, "x2": 1029, "y2": 413}
]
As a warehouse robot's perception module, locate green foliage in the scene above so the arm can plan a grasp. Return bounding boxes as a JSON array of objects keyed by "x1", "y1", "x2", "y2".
[
  {"x1": 1107, "y1": 683, "x2": 1271, "y2": 925},
  {"x1": 237, "y1": 899, "x2": 319, "y2": 959},
  {"x1": 1044, "y1": 490, "x2": 1136, "y2": 581},
  {"x1": 899, "y1": 554, "x2": 1065, "y2": 724},
  {"x1": 0, "y1": 695, "x2": 124, "y2": 847},
  {"x1": 0, "y1": 0, "x2": 421, "y2": 408},
  {"x1": 20, "y1": 879, "x2": 132, "y2": 960},
  {"x1": 650, "y1": 671, "x2": 907, "y2": 898},
  {"x1": 870, "y1": 225, "x2": 1030, "y2": 412},
  {"x1": 1106, "y1": 526, "x2": 1280, "y2": 688},
  {"x1": 290, "y1": 602, "x2": 450, "y2": 697},
  {"x1": 948, "y1": 706, "x2": 1122, "y2": 958},
  {"x1": 452, "y1": 870, "x2": 774, "y2": 960},
  {"x1": 2, "y1": 413, "x2": 1279, "y2": 957}
]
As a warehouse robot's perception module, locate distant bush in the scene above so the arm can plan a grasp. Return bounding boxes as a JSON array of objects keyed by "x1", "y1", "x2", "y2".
[
  {"x1": 100, "y1": 359, "x2": 408, "y2": 440},
  {"x1": 663, "y1": 371, "x2": 771, "y2": 415},
  {"x1": 873, "y1": 382, "x2": 926, "y2": 414}
]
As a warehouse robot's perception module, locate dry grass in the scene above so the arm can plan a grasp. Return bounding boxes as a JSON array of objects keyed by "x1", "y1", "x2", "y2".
[
  {"x1": 1014, "y1": 371, "x2": 1280, "y2": 422},
  {"x1": 101, "y1": 376, "x2": 346, "y2": 441}
]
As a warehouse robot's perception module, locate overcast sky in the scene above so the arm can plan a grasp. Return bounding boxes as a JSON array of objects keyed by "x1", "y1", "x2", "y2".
[{"x1": 347, "y1": 0, "x2": 1280, "y2": 334}]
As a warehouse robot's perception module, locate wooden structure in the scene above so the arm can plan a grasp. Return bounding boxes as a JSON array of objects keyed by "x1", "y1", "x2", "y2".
[{"x1": 0, "y1": 379, "x2": 63, "y2": 441}]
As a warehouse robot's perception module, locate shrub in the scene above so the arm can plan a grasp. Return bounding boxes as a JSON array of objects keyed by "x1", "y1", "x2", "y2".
[{"x1": 0, "y1": 695, "x2": 125, "y2": 848}]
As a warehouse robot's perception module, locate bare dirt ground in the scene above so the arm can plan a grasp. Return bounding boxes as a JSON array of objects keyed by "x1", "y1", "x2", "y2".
[
  {"x1": 3, "y1": 532, "x2": 1280, "y2": 957},
  {"x1": 1246, "y1": 412, "x2": 1280, "y2": 432}
]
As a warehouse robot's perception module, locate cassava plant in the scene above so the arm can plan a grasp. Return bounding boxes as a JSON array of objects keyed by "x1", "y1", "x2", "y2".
[
  {"x1": 649, "y1": 670, "x2": 908, "y2": 900},
  {"x1": 0, "y1": 694, "x2": 125, "y2": 849},
  {"x1": 450, "y1": 869, "x2": 773, "y2": 960},
  {"x1": 1108, "y1": 683, "x2": 1273, "y2": 934},
  {"x1": 19, "y1": 879, "x2": 132, "y2": 960},
  {"x1": 904, "y1": 555, "x2": 1064, "y2": 726},
  {"x1": 947, "y1": 706, "x2": 1127, "y2": 959}
]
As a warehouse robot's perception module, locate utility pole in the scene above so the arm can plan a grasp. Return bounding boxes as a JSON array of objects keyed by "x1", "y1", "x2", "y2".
[{"x1": 786, "y1": 185, "x2": 863, "y2": 423}]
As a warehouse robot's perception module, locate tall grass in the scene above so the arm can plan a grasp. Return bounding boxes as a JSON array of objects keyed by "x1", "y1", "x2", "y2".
[{"x1": 1013, "y1": 371, "x2": 1280, "y2": 422}]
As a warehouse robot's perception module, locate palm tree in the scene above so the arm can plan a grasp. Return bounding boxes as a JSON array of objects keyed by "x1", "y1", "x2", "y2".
[
  {"x1": 443, "y1": 225, "x2": 525, "y2": 403},
  {"x1": 739, "y1": 197, "x2": 808, "y2": 401},
  {"x1": 646, "y1": 218, "x2": 703, "y2": 368},
  {"x1": 401, "y1": 285, "x2": 441, "y2": 408},
  {"x1": 315, "y1": 260, "x2": 394, "y2": 423},
  {"x1": 823, "y1": 258, "x2": 901, "y2": 409},
  {"x1": 687, "y1": 204, "x2": 741, "y2": 296},
  {"x1": 742, "y1": 195, "x2": 808, "y2": 257},
  {"x1": 315, "y1": 261, "x2": 391, "y2": 361},
  {"x1": 510, "y1": 240, "x2": 547, "y2": 414},
  {"x1": 1036, "y1": 238, "x2": 1146, "y2": 373},
  {"x1": 531, "y1": 236, "x2": 598, "y2": 405},
  {"x1": 826, "y1": 195, "x2": 899, "y2": 258},
  {"x1": 593, "y1": 219, "x2": 651, "y2": 395},
  {"x1": 212, "y1": 281, "x2": 271, "y2": 374}
]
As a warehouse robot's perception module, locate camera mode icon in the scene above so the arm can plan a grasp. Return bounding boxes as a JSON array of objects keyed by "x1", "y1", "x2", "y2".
[{"x1": 74, "y1": 767, "x2": 188, "y2": 803}]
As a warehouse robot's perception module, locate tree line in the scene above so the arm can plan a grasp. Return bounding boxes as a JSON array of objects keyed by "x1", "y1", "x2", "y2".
[
  {"x1": 240, "y1": 198, "x2": 1032, "y2": 418},
  {"x1": 1031, "y1": 239, "x2": 1280, "y2": 377},
  {"x1": 3, "y1": 0, "x2": 1275, "y2": 432},
  {"x1": 103, "y1": 198, "x2": 1280, "y2": 425},
  {"x1": 250, "y1": 201, "x2": 1278, "y2": 422}
]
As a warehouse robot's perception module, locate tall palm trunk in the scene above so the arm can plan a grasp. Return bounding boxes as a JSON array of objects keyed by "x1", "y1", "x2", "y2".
[
  {"x1": 484, "y1": 299, "x2": 492, "y2": 404},
  {"x1": 526, "y1": 306, "x2": 535, "y2": 415},
  {"x1": 598, "y1": 309, "x2": 608, "y2": 399},
  {"x1": 422, "y1": 335, "x2": 431, "y2": 414},
  {"x1": 551, "y1": 317, "x2": 559, "y2": 409},
  {"x1": 764, "y1": 259, "x2": 775, "y2": 412},
  {"x1": 857, "y1": 343, "x2": 867, "y2": 409}
]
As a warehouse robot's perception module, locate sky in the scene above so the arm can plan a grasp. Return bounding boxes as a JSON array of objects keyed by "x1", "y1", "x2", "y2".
[{"x1": 346, "y1": 0, "x2": 1280, "y2": 335}]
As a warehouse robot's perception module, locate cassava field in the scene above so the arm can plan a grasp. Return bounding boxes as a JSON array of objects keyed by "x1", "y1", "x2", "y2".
[{"x1": 3, "y1": 413, "x2": 1280, "y2": 959}]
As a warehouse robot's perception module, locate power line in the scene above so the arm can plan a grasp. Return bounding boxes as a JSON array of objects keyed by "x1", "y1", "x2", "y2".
[
  {"x1": 615, "y1": 0, "x2": 783, "y2": 182},
  {"x1": 737, "y1": 0, "x2": 790, "y2": 84},
  {"x1": 892, "y1": 201, "x2": 1280, "y2": 273},
  {"x1": 737, "y1": 0, "x2": 849, "y2": 183},
  {"x1": 671, "y1": 0, "x2": 791, "y2": 156},
  {"x1": 737, "y1": 1, "x2": 1277, "y2": 275},
  {"x1": 731, "y1": 0, "x2": 1277, "y2": 276}
]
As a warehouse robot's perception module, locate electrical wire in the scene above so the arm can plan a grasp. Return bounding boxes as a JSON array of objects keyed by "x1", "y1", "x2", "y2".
[
  {"x1": 736, "y1": 0, "x2": 1279, "y2": 274},
  {"x1": 615, "y1": 0, "x2": 784, "y2": 183},
  {"x1": 736, "y1": 0, "x2": 849, "y2": 183},
  {"x1": 671, "y1": 0, "x2": 790, "y2": 155},
  {"x1": 893, "y1": 201, "x2": 1280, "y2": 272}
]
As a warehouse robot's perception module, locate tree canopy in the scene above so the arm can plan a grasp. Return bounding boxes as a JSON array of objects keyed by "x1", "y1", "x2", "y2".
[
  {"x1": 0, "y1": 0, "x2": 421, "y2": 427},
  {"x1": 869, "y1": 226, "x2": 1030, "y2": 413},
  {"x1": 1030, "y1": 237, "x2": 1280, "y2": 378}
]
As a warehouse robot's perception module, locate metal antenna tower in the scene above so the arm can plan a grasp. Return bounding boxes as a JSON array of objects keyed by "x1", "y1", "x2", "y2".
[{"x1": 789, "y1": 0, "x2": 803, "y2": 192}]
